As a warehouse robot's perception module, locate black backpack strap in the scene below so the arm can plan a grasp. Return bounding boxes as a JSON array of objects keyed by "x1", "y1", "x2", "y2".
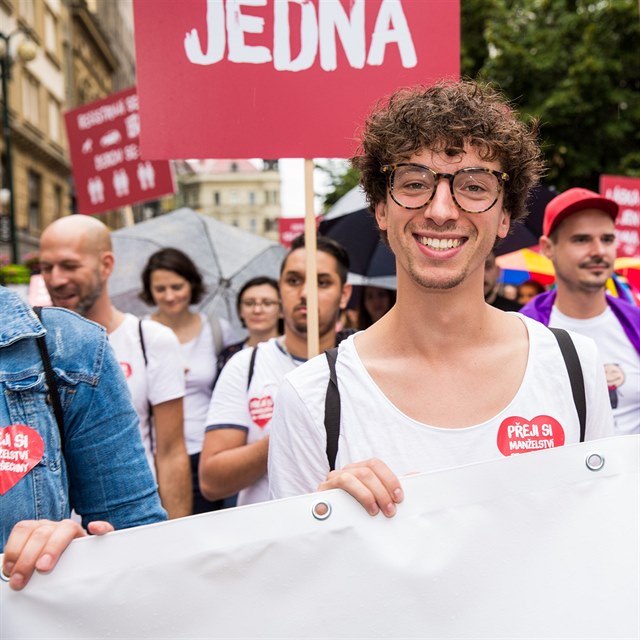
[
  {"x1": 138, "y1": 320, "x2": 155, "y2": 452},
  {"x1": 549, "y1": 327, "x2": 586, "y2": 442},
  {"x1": 33, "y1": 306, "x2": 65, "y2": 453},
  {"x1": 138, "y1": 319, "x2": 148, "y2": 365},
  {"x1": 324, "y1": 348, "x2": 341, "y2": 471},
  {"x1": 247, "y1": 346, "x2": 258, "y2": 390}
]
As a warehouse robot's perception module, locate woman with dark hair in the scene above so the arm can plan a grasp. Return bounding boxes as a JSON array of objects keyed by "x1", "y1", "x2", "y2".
[
  {"x1": 216, "y1": 276, "x2": 283, "y2": 375},
  {"x1": 140, "y1": 247, "x2": 238, "y2": 514},
  {"x1": 357, "y1": 285, "x2": 396, "y2": 330}
]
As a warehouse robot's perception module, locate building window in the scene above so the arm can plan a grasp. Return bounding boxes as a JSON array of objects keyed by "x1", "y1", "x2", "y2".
[
  {"x1": 22, "y1": 74, "x2": 40, "y2": 126},
  {"x1": 249, "y1": 218, "x2": 257, "y2": 233},
  {"x1": 52, "y1": 184, "x2": 62, "y2": 219},
  {"x1": 229, "y1": 190, "x2": 239, "y2": 204},
  {"x1": 19, "y1": 0, "x2": 35, "y2": 24},
  {"x1": 230, "y1": 162, "x2": 238, "y2": 172},
  {"x1": 44, "y1": 10, "x2": 59, "y2": 58},
  {"x1": 248, "y1": 191, "x2": 256, "y2": 205},
  {"x1": 213, "y1": 191, "x2": 220, "y2": 205},
  {"x1": 48, "y1": 96, "x2": 61, "y2": 143},
  {"x1": 27, "y1": 170, "x2": 42, "y2": 232}
]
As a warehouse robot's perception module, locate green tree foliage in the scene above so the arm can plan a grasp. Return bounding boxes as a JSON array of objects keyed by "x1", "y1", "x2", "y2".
[
  {"x1": 317, "y1": 160, "x2": 361, "y2": 213},
  {"x1": 322, "y1": 0, "x2": 639, "y2": 208},
  {"x1": 467, "y1": 0, "x2": 640, "y2": 191}
]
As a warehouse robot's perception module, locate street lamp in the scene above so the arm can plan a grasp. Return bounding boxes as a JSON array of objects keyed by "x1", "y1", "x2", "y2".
[{"x1": 0, "y1": 28, "x2": 37, "y2": 264}]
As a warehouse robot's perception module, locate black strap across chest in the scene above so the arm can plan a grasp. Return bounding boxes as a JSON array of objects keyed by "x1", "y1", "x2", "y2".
[
  {"x1": 323, "y1": 327, "x2": 587, "y2": 472},
  {"x1": 33, "y1": 306, "x2": 66, "y2": 454}
]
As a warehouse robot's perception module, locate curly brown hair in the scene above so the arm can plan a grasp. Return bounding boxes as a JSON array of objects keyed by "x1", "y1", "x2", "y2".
[{"x1": 352, "y1": 80, "x2": 545, "y2": 238}]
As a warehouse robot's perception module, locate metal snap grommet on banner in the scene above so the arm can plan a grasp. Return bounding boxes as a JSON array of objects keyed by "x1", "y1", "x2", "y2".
[
  {"x1": 586, "y1": 452, "x2": 605, "y2": 471},
  {"x1": 311, "y1": 500, "x2": 332, "y2": 520}
]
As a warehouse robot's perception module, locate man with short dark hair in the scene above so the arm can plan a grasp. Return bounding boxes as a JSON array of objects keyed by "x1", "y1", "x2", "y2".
[
  {"x1": 268, "y1": 81, "x2": 613, "y2": 515},
  {"x1": 199, "y1": 235, "x2": 352, "y2": 506},
  {"x1": 520, "y1": 187, "x2": 640, "y2": 435}
]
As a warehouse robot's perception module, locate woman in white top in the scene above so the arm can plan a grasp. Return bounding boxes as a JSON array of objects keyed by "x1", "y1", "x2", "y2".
[{"x1": 140, "y1": 248, "x2": 237, "y2": 514}]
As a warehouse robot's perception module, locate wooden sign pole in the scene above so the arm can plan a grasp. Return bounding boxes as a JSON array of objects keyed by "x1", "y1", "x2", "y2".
[{"x1": 304, "y1": 158, "x2": 320, "y2": 358}]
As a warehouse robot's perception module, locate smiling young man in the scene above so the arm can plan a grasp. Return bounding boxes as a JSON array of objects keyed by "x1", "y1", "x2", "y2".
[
  {"x1": 268, "y1": 81, "x2": 614, "y2": 516},
  {"x1": 520, "y1": 188, "x2": 640, "y2": 435},
  {"x1": 199, "y1": 235, "x2": 352, "y2": 506}
]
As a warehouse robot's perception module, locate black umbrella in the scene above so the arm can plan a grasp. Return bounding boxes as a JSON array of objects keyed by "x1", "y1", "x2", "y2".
[
  {"x1": 319, "y1": 188, "x2": 396, "y2": 289},
  {"x1": 494, "y1": 185, "x2": 557, "y2": 255}
]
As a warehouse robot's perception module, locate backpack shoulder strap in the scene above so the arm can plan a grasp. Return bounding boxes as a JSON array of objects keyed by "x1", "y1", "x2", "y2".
[
  {"x1": 549, "y1": 327, "x2": 586, "y2": 442},
  {"x1": 138, "y1": 319, "x2": 155, "y2": 451},
  {"x1": 138, "y1": 319, "x2": 148, "y2": 365},
  {"x1": 33, "y1": 306, "x2": 65, "y2": 452},
  {"x1": 208, "y1": 315, "x2": 223, "y2": 356},
  {"x1": 324, "y1": 347, "x2": 341, "y2": 471},
  {"x1": 247, "y1": 345, "x2": 258, "y2": 390}
]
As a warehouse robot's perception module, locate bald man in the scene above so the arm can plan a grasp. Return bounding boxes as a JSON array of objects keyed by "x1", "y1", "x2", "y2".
[{"x1": 40, "y1": 216, "x2": 192, "y2": 518}]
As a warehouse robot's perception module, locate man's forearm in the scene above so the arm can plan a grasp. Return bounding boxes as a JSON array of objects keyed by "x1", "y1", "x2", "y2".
[{"x1": 199, "y1": 436, "x2": 269, "y2": 501}]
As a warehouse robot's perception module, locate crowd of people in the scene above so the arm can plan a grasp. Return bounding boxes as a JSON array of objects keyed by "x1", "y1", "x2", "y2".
[{"x1": 1, "y1": 79, "x2": 638, "y2": 595}]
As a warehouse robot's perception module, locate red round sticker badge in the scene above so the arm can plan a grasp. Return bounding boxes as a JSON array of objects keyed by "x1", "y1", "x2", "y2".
[
  {"x1": 0, "y1": 424, "x2": 45, "y2": 495},
  {"x1": 497, "y1": 415, "x2": 565, "y2": 457},
  {"x1": 249, "y1": 396, "x2": 274, "y2": 429}
]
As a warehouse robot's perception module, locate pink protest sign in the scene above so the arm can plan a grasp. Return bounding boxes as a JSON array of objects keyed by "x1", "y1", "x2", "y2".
[
  {"x1": 133, "y1": 0, "x2": 460, "y2": 159},
  {"x1": 64, "y1": 87, "x2": 175, "y2": 215},
  {"x1": 600, "y1": 175, "x2": 640, "y2": 258}
]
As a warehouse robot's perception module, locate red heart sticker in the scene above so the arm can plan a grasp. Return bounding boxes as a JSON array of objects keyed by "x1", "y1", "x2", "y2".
[
  {"x1": 497, "y1": 415, "x2": 565, "y2": 457},
  {"x1": 249, "y1": 396, "x2": 274, "y2": 429},
  {"x1": 0, "y1": 424, "x2": 45, "y2": 495}
]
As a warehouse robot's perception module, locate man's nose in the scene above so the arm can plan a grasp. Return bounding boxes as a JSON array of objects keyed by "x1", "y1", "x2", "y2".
[
  {"x1": 424, "y1": 179, "x2": 460, "y2": 226},
  {"x1": 47, "y1": 266, "x2": 68, "y2": 288}
]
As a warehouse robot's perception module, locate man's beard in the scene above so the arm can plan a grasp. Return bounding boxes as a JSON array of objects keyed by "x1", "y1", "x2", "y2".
[{"x1": 74, "y1": 279, "x2": 103, "y2": 316}]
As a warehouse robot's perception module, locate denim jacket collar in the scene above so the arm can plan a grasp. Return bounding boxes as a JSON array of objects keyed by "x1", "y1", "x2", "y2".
[{"x1": 0, "y1": 286, "x2": 45, "y2": 347}]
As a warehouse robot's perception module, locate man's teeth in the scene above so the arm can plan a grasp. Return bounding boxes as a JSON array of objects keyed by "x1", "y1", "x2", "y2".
[{"x1": 419, "y1": 237, "x2": 462, "y2": 250}]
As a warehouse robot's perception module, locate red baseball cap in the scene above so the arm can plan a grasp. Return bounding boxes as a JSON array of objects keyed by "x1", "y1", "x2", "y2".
[{"x1": 543, "y1": 187, "x2": 619, "y2": 237}]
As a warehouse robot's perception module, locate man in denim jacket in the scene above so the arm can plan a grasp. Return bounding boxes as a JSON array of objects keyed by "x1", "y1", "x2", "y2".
[{"x1": 0, "y1": 286, "x2": 166, "y2": 590}]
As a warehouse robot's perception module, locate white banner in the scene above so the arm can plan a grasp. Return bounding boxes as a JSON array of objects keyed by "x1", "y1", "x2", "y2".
[{"x1": 2, "y1": 436, "x2": 638, "y2": 639}]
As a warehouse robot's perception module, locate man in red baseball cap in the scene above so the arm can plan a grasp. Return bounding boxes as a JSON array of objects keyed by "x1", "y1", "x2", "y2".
[{"x1": 521, "y1": 187, "x2": 640, "y2": 436}]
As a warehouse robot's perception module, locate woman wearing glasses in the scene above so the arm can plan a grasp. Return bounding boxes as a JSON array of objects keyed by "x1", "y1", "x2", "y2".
[
  {"x1": 216, "y1": 276, "x2": 283, "y2": 375},
  {"x1": 140, "y1": 248, "x2": 239, "y2": 514}
]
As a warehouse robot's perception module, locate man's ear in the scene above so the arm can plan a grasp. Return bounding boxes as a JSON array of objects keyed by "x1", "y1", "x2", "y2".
[
  {"x1": 100, "y1": 251, "x2": 115, "y2": 278},
  {"x1": 375, "y1": 201, "x2": 388, "y2": 232},
  {"x1": 340, "y1": 283, "x2": 353, "y2": 312},
  {"x1": 497, "y1": 209, "x2": 511, "y2": 240},
  {"x1": 539, "y1": 235, "x2": 554, "y2": 260}
]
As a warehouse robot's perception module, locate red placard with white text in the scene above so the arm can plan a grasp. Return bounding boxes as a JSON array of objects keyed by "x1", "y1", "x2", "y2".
[
  {"x1": 64, "y1": 88, "x2": 175, "y2": 215},
  {"x1": 279, "y1": 217, "x2": 309, "y2": 248},
  {"x1": 133, "y1": 0, "x2": 460, "y2": 159},
  {"x1": 600, "y1": 175, "x2": 640, "y2": 258}
]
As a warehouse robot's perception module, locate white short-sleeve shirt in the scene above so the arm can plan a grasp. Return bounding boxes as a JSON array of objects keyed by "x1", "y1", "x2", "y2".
[
  {"x1": 205, "y1": 337, "x2": 302, "y2": 506},
  {"x1": 108, "y1": 313, "x2": 185, "y2": 473}
]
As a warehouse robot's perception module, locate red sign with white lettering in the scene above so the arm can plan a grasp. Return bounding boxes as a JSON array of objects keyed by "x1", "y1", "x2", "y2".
[
  {"x1": 279, "y1": 217, "x2": 310, "y2": 248},
  {"x1": 133, "y1": 0, "x2": 460, "y2": 159},
  {"x1": 600, "y1": 175, "x2": 640, "y2": 258},
  {"x1": 64, "y1": 87, "x2": 175, "y2": 215}
]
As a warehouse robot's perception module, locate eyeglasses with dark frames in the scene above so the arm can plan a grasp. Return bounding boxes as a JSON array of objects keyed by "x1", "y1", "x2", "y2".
[{"x1": 381, "y1": 163, "x2": 509, "y2": 213}]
